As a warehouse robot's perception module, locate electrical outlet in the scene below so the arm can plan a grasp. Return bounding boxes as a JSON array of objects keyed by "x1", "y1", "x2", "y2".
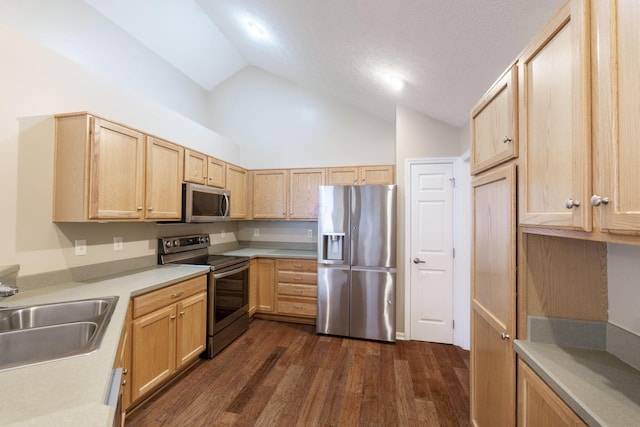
[
  {"x1": 221, "y1": 229, "x2": 226, "y2": 238},
  {"x1": 113, "y1": 236, "x2": 123, "y2": 250},
  {"x1": 307, "y1": 229, "x2": 313, "y2": 238},
  {"x1": 75, "y1": 240, "x2": 87, "y2": 256},
  {"x1": 254, "y1": 228, "x2": 260, "y2": 237}
]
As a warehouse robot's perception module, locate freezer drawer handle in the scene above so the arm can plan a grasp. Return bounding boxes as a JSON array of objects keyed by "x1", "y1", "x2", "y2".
[{"x1": 413, "y1": 258, "x2": 426, "y2": 264}]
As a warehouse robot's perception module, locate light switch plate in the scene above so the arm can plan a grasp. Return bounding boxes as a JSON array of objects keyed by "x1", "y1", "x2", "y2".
[{"x1": 254, "y1": 228, "x2": 260, "y2": 237}]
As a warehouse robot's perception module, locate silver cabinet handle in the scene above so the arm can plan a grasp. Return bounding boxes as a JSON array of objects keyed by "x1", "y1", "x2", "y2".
[
  {"x1": 503, "y1": 136, "x2": 512, "y2": 143},
  {"x1": 148, "y1": 207, "x2": 154, "y2": 211},
  {"x1": 500, "y1": 333, "x2": 511, "y2": 340},
  {"x1": 170, "y1": 315, "x2": 176, "y2": 320},
  {"x1": 170, "y1": 291, "x2": 184, "y2": 299},
  {"x1": 179, "y1": 311, "x2": 185, "y2": 317},
  {"x1": 591, "y1": 195, "x2": 610, "y2": 206},
  {"x1": 137, "y1": 206, "x2": 143, "y2": 211},
  {"x1": 413, "y1": 258, "x2": 426, "y2": 264},
  {"x1": 565, "y1": 199, "x2": 581, "y2": 209}
]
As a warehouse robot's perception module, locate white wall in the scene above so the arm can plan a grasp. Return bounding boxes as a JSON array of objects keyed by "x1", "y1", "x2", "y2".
[
  {"x1": 0, "y1": 25, "x2": 239, "y2": 276},
  {"x1": 395, "y1": 104, "x2": 466, "y2": 340},
  {"x1": 607, "y1": 244, "x2": 640, "y2": 335},
  {"x1": 208, "y1": 67, "x2": 396, "y2": 169},
  {"x1": 0, "y1": 0, "x2": 210, "y2": 128}
]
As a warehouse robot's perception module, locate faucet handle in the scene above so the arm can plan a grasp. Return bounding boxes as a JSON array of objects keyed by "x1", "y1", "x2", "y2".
[{"x1": 0, "y1": 283, "x2": 19, "y2": 297}]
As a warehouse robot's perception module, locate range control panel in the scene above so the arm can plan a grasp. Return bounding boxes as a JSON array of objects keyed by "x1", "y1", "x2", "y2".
[{"x1": 159, "y1": 234, "x2": 210, "y2": 255}]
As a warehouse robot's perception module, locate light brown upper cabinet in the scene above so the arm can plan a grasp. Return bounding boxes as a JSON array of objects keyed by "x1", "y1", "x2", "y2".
[
  {"x1": 145, "y1": 137, "x2": 184, "y2": 220},
  {"x1": 288, "y1": 168, "x2": 325, "y2": 219},
  {"x1": 326, "y1": 165, "x2": 394, "y2": 185},
  {"x1": 519, "y1": 0, "x2": 591, "y2": 231},
  {"x1": 590, "y1": 0, "x2": 640, "y2": 235},
  {"x1": 54, "y1": 114, "x2": 145, "y2": 221},
  {"x1": 252, "y1": 169, "x2": 288, "y2": 219},
  {"x1": 471, "y1": 64, "x2": 518, "y2": 175},
  {"x1": 226, "y1": 164, "x2": 249, "y2": 219},
  {"x1": 184, "y1": 149, "x2": 226, "y2": 188}
]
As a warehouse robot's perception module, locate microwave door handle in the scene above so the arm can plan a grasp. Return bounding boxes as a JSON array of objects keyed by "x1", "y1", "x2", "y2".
[{"x1": 223, "y1": 193, "x2": 230, "y2": 217}]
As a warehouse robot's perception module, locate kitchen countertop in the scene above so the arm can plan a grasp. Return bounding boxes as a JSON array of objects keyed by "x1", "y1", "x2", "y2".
[
  {"x1": 217, "y1": 248, "x2": 317, "y2": 260},
  {"x1": 0, "y1": 264, "x2": 211, "y2": 427}
]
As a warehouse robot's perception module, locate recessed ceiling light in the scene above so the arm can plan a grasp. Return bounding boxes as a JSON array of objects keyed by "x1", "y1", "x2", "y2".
[
  {"x1": 389, "y1": 75, "x2": 405, "y2": 91},
  {"x1": 246, "y1": 20, "x2": 268, "y2": 40}
]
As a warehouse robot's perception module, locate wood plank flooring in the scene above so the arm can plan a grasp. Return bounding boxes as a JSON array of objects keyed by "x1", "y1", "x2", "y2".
[{"x1": 125, "y1": 319, "x2": 470, "y2": 427}]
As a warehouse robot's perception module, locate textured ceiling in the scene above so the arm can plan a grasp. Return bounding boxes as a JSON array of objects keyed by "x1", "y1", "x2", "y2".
[{"x1": 85, "y1": 0, "x2": 565, "y2": 127}]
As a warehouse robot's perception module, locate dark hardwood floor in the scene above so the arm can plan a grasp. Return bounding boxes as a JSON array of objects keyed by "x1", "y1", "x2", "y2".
[{"x1": 126, "y1": 319, "x2": 470, "y2": 427}]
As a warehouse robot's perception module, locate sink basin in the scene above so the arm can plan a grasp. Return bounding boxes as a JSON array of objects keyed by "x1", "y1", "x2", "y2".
[
  {"x1": 0, "y1": 297, "x2": 116, "y2": 332},
  {"x1": 0, "y1": 296, "x2": 118, "y2": 370}
]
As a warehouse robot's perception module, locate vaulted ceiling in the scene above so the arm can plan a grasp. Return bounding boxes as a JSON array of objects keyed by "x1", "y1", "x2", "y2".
[{"x1": 83, "y1": 0, "x2": 564, "y2": 127}]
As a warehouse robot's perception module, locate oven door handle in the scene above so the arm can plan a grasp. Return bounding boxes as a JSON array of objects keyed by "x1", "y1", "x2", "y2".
[{"x1": 213, "y1": 264, "x2": 249, "y2": 279}]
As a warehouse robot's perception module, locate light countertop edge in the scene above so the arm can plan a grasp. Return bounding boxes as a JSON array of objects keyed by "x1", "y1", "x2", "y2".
[
  {"x1": 216, "y1": 248, "x2": 317, "y2": 260},
  {"x1": 1, "y1": 264, "x2": 211, "y2": 427},
  {"x1": 514, "y1": 340, "x2": 640, "y2": 427}
]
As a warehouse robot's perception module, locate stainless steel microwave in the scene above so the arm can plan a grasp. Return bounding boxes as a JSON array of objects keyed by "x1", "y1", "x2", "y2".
[{"x1": 182, "y1": 183, "x2": 230, "y2": 222}]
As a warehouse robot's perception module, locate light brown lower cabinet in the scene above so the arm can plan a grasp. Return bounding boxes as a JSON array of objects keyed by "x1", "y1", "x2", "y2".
[
  {"x1": 252, "y1": 258, "x2": 317, "y2": 323},
  {"x1": 129, "y1": 275, "x2": 207, "y2": 404},
  {"x1": 518, "y1": 359, "x2": 587, "y2": 427}
]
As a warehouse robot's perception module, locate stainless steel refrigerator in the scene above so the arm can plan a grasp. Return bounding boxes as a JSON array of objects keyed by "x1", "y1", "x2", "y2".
[{"x1": 317, "y1": 185, "x2": 397, "y2": 342}]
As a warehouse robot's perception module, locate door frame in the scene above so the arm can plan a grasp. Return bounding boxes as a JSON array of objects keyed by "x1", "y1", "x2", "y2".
[{"x1": 404, "y1": 155, "x2": 470, "y2": 349}]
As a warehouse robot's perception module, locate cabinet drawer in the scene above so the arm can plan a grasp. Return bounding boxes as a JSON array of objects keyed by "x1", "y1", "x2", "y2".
[
  {"x1": 276, "y1": 259, "x2": 317, "y2": 273},
  {"x1": 278, "y1": 283, "x2": 317, "y2": 298},
  {"x1": 133, "y1": 275, "x2": 207, "y2": 318},
  {"x1": 277, "y1": 271, "x2": 317, "y2": 285},
  {"x1": 277, "y1": 296, "x2": 317, "y2": 317}
]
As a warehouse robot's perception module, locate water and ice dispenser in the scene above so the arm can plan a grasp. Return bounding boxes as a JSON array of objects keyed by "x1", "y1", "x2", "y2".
[{"x1": 321, "y1": 233, "x2": 345, "y2": 261}]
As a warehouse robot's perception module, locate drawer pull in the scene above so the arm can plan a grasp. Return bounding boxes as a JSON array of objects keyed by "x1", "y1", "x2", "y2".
[
  {"x1": 170, "y1": 291, "x2": 184, "y2": 299},
  {"x1": 293, "y1": 289, "x2": 303, "y2": 294},
  {"x1": 179, "y1": 311, "x2": 186, "y2": 317},
  {"x1": 294, "y1": 276, "x2": 303, "y2": 281},
  {"x1": 170, "y1": 315, "x2": 176, "y2": 320},
  {"x1": 293, "y1": 264, "x2": 303, "y2": 268},
  {"x1": 293, "y1": 304, "x2": 303, "y2": 309}
]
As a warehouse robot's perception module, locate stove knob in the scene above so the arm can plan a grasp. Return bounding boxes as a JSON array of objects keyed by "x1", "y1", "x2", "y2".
[
  {"x1": 173, "y1": 240, "x2": 179, "y2": 247},
  {"x1": 205, "y1": 236, "x2": 210, "y2": 243},
  {"x1": 165, "y1": 241, "x2": 173, "y2": 248}
]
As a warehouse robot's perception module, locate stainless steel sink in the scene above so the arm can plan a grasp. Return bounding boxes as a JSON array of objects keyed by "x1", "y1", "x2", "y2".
[{"x1": 0, "y1": 296, "x2": 118, "y2": 370}]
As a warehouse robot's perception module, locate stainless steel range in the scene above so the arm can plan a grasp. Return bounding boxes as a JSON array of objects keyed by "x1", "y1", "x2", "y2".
[{"x1": 158, "y1": 234, "x2": 250, "y2": 358}]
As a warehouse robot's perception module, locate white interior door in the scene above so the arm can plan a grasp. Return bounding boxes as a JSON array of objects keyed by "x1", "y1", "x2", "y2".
[{"x1": 409, "y1": 162, "x2": 454, "y2": 343}]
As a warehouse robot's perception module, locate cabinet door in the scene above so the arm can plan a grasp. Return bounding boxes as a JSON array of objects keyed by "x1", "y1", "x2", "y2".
[
  {"x1": 89, "y1": 118, "x2": 145, "y2": 220},
  {"x1": 326, "y1": 167, "x2": 359, "y2": 185},
  {"x1": 145, "y1": 137, "x2": 184, "y2": 220},
  {"x1": 207, "y1": 157, "x2": 226, "y2": 188},
  {"x1": 592, "y1": 1, "x2": 640, "y2": 234},
  {"x1": 289, "y1": 168, "x2": 325, "y2": 219},
  {"x1": 131, "y1": 305, "x2": 176, "y2": 402},
  {"x1": 360, "y1": 165, "x2": 394, "y2": 185},
  {"x1": 519, "y1": 0, "x2": 591, "y2": 230},
  {"x1": 184, "y1": 149, "x2": 207, "y2": 185},
  {"x1": 226, "y1": 164, "x2": 248, "y2": 219},
  {"x1": 471, "y1": 64, "x2": 518, "y2": 174},
  {"x1": 176, "y1": 292, "x2": 206, "y2": 369},
  {"x1": 249, "y1": 259, "x2": 258, "y2": 316},
  {"x1": 471, "y1": 164, "x2": 517, "y2": 427},
  {"x1": 256, "y1": 259, "x2": 276, "y2": 313},
  {"x1": 253, "y1": 169, "x2": 287, "y2": 219},
  {"x1": 518, "y1": 360, "x2": 587, "y2": 426}
]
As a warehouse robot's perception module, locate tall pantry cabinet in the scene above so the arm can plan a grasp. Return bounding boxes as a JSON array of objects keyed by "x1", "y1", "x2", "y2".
[{"x1": 470, "y1": 62, "x2": 518, "y2": 427}]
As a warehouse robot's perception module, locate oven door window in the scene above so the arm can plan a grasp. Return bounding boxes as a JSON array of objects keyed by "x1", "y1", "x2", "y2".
[{"x1": 215, "y1": 269, "x2": 248, "y2": 323}]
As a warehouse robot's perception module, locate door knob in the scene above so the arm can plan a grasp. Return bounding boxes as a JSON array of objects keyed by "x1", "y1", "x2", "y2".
[
  {"x1": 591, "y1": 195, "x2": 610, "y2": 206},
  {"x1": 413, "y1": 258, "x2": 426, "y2": 264}
]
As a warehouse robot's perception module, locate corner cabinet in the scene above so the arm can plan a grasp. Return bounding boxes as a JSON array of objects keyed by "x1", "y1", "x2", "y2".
[
  {"x1": 519, "y1": 0, "x2": 591, "y2": 231},
  {"x1": 130, "y1": 275, "x2": 206, "y2": 403},
  {"x1": 252, "y1": 169, "x2": 288, "y2": 219},
  {"x1": 53, "y1": 113, "x2": 183, "y2": 222},
  {"x1": 471, "y1": 63, "x2": 518, "y2": 175}
]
